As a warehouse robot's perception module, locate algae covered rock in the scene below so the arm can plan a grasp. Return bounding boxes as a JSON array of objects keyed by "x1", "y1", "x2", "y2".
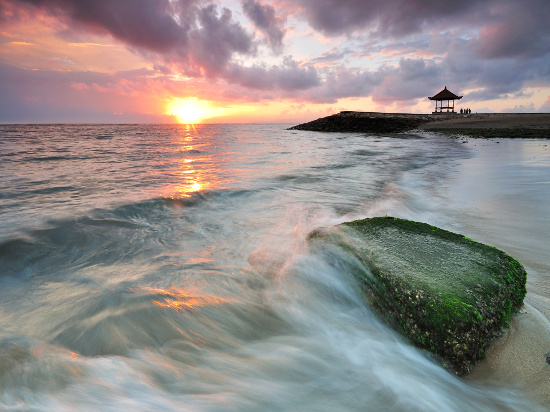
[{"x1": 317, "y1": 216, "x2": 527, "y2": 374}]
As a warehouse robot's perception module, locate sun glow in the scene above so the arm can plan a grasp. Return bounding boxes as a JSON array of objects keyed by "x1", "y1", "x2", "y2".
[{"x1": 166, "y1": 97, "x2": 224, "y2": 124}]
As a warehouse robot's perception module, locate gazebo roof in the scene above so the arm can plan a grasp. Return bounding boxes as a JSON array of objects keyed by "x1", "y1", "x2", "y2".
[{"x1": 429, "y1": 86, "x2": 463, "y2": 100}]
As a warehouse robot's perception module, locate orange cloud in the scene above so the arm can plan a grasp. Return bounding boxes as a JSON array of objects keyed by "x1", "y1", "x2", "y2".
[{"x1": 70, "y1": 82, "x2": 90, "y2": 91}]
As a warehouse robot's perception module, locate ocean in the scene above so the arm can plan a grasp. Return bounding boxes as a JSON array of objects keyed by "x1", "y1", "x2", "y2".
[{"x1": 1, "y1": 124, "x2": 549, "y2": 411}]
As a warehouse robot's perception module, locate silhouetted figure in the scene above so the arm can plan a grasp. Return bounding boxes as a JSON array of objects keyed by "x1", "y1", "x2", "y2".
[{"x1": 460, "y1": 108, "x2": 463, "y2": 114}]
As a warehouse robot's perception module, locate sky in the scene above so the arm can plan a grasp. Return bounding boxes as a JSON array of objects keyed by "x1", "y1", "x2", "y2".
[{"x1": 1, "y1": 0, "x2": 549, "y2": 124}]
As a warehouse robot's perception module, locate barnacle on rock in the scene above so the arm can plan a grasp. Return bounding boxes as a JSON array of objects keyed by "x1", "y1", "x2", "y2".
[{"x1": 310, "y1": 216, "x2": 527, "y2": 375}]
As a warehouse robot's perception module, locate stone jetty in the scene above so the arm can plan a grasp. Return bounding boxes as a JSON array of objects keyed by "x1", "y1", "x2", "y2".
[
  {"x1": 288, "y1": 111, "x2": 438, "y2": 133},
  {"x1": 289, "y1": 111, "x2": 550, "y2": 138}
]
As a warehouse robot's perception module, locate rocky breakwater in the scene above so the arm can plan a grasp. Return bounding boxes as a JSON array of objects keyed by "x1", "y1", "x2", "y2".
[
  {"x1": 309, "y1": 217, "x2": 527, "y2": 374},
  {"x1": 288, "y1": 111, "x2": 438, "y2": 133}
]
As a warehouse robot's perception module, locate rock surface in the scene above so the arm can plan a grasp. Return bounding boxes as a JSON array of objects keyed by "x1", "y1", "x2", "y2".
[
  {"x1": 288, "y1": 111, "x2": 436, "y2": 133},
  {"x1": 289, "y1": 111, "x2": 550, "y2": 138},
  {"x1": 310, "y1": 216, "x2": 527, "y2": 374}
]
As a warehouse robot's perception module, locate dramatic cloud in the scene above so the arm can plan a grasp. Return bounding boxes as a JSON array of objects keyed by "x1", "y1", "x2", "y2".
[
  {"x1": 302, "y1": 58, "x2": 444, "y2": 105},
  {"x1": 0, "y1": 0, "x2": 549, "y2": 122},
  {"x1": 186, "y1": 4, "x2": 256, "y2": 76},
  {"x1": 1, "y1": 0, "x2": 309, "y2": 89},
  {"x1": 4, "y1": 0, "x2": 188, "y2": 51},
  {"x1": 288, "y1": 0, "x2": 550, "y2": 60},
  {"x1": 225, "y1": 56, "x2": 320, "y2": 92},
  {"x1": 1, "y1": 1, "x2": 258, "y2": 75},
  {"x1": 471, "y1": 0, "x2": 550, "y2": 59},
  {"x1": 371, "y1": 58, "x2": 441, "y2": 104},
  {"x1": 242, "y1": 0, "x2": 286, "y2": 53},
  {"x1": 288, "y1": 0, "x2": 479, "y2": 37}
]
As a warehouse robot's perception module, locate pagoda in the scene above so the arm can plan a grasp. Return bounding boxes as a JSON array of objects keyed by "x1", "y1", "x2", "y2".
[{"x1": 428, "y1": 86, "x2": 463, "y2": 114}]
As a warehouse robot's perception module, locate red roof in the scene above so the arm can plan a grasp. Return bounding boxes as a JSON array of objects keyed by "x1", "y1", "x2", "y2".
[{"x1": 428, "y1": 86, "x2": 463, "y2": 100}]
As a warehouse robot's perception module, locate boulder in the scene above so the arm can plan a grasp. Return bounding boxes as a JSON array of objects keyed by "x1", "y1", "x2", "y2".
[{"x1": 310, "y1": 217, "x2": 527, "y2": 374}]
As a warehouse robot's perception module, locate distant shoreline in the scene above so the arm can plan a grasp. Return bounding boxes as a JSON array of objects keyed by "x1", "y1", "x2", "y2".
[{"x1": 289, "y1": 112, "x2": 550, "y2": 138}]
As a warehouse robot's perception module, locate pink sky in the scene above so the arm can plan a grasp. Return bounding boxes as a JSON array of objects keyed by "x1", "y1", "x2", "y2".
[{"x1": 1, "y1": 0, "x2": 549, "y2": 123}]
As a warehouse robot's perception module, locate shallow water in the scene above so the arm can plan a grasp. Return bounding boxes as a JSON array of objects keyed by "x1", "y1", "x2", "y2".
[{"x1": 0, "y1": 124, "x2": 548, "y2": 411}]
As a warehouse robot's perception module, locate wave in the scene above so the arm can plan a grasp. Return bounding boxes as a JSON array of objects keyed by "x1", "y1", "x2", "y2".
[
  {"x1": 1, "y1": 125, "x2": 546, "y2": 410},
  {"x1": 2, "y1": 185, "x2": 79, "y2": 199},
  {"x1": 352, "y1": 149, "x2": 384, "y2": 156},
  {"x1": 274, "y1": 173, "x2": 325, "y2": 184},
  {"x1": 0, "y1": 189, "x2": 258, "y2": 276}
]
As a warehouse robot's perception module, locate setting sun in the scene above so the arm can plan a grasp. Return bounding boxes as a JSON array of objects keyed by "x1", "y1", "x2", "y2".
[{"x1": 166, "y1": 97, "x2": 220, "y2": 124}]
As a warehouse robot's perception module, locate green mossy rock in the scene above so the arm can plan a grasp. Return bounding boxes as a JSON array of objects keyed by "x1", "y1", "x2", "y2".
[{"x1": 316, "y1": 216, "x2": 527, "y2": 374}]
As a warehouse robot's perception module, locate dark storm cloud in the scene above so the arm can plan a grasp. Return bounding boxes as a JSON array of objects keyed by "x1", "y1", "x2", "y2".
[
  {"x1": 301, "y1": 43, "x2": 549, "y2": 107},
  {"x1": 4, "y1": 0, "x2": 316, "y2": 94},
  {"x1": 2, "y1": 0, "x2": 549, "y2": 110},
  {"x1": 441, "y1": 37, "x2": 550, "y2": 100},
  {"x1": 2, "y1": 0, "x2": 256, "y2": 75},
  {"x1": 471, "y1": 0, "x2": 550, "y2": 59},
  {"x1": 242, "y1": 0, "x2": 285, "y2": 53},
  {"x1": 291, "y1": 0, "x2": 478, "y2": 37},
  {"x1": 287, "y1": 0, "x2": 550, "y2": 106},
  {"x1": 7, "y1": 0, "x2": 187, "y2": 52},
  {"x1": 187, "y1": 4, "x2": 255, "y2": 76},
  {"x1": 291, "y1": 0, "x2": 550, "y2": 61},
  {"x1": 1, "y1": 0, "x2": 306, "y2": 90}
]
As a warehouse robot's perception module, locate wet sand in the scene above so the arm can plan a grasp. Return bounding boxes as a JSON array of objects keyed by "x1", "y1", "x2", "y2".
[
  {"x1": 467, "y1": 304, "x2": 550, "y2": 406},
  {"x1": 445, "y1": 134, "x2": 550, "y2": 407}
]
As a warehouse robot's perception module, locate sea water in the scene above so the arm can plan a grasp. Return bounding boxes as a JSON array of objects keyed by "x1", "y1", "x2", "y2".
[{"x1": 0, "y1": 124, "x2": 549, "y2": 411}]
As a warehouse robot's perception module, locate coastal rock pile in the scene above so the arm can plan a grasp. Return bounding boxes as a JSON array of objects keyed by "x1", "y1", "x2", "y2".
[
  {"x1": 290, "y1": 112, "x2": 550, "y2": 138},
  {"x1": 288, "y1": 111, "x2": 436, "y2": 133},
  {"x1": 310, "y1": 217, "x2": 527, "y2": 374}
]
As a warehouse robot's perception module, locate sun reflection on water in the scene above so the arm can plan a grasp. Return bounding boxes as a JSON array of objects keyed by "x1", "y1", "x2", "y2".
[
  {"x1": 162, "y1": 126, "x2": 213, "y2": 199},
  {"x1": 190, "y1": 182, "x2": 202, "y2": 192},
  {"x1": 158, "y1": 124, "x2": 242, "y2": 200},
  {"x1": 142, "y1": 287, "x2": 227, "y2": 312}
]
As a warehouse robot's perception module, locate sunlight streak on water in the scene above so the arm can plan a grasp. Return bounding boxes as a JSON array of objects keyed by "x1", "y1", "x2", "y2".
[{"x1": 144, "y1": 287, "x2": 228, "y2": 312}]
